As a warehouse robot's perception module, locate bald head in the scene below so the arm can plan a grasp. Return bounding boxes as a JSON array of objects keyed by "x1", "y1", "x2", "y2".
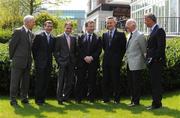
[{"x1": 125, "y1": 19, "x2": 137, "y2": 32}]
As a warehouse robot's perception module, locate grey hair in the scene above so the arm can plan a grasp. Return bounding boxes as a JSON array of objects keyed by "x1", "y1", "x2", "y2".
[
  {"x1": 106, "y1": 16, "x2": 117, "y2": 23},
  {"x1": 144, "y1": 13, "x2": 157, "y2": 23},
  {"x1": 126, "y1": 19, "x2": 137, "y2": 27},
  {"x1": 23, "y1": 15, "x2": 35, "y2": 25}
]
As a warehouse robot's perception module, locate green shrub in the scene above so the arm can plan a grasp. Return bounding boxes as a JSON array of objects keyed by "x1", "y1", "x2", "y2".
[
  {"x1": 0, "y1": 29, "x2": 12, "y2": 43},
  {"x1": 0, "y1": 37, "x2": 180, "y2": 96},
  {"x1": 163, "y1": 37, "x2": 180, "y2": 90},
  {"x1": 0, "y1": 43, "x2": 10, "y2": 94}
]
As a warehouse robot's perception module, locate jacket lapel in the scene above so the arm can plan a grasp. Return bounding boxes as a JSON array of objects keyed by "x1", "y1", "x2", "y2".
[
  {"x1": 42, "y1": 32, "x2": 49, "y2": 45},
  {"x1": 150, "y1": 25, "x2": 159, "y2": 37},
  {"x1": 21, "y1": 27, "x2": 32, "y2": 46},
  {"x1": 70, "y1": 36, "x2": 73, "y2": 51},
  {"x1": 105, "y1": 32, "x2": 109, "y2": 47}
]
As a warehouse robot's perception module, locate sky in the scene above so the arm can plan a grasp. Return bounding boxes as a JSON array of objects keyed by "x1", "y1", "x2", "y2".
[
  {"x1": 43, "y1": 0, "x2": 88, "y2": 11},
  {"x1": 42, "y1": 0, "x2": 131, "y2": 11}
]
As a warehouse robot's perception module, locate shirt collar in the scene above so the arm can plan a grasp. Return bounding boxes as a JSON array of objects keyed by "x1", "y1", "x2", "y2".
[
  {"x1": 109, "y1": 28, "x2": 115, "y2": 33},
  {"x1": 23, "y1": 25, "x2": 29, "y2": 33},
  {"x1": 86, "y1": 33, "x2": 92, "y2": 36},
  {"x1": 131, "y1": 29, "x2": 137, "y2": 34},
  {"x1": 44, "y1": 31, "x2": 50, "y2": 37},
  {"x1": 64, "y1": 32, "x2": 69, "y2": 36},
  {"x1": 151, "y1": 23, "x2": 157, "y2": 31}
]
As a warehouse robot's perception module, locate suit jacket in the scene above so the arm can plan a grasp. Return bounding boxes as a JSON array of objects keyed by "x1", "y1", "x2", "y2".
[
  {"x1": 54, "y1": 33, "x2": 76, "y2": 66},
  {"x1": 102, "y1": 29, "x2": 127, "y2": 67},
  {"x1": 9, "y1": 26, "x2": 33, "y2": 69},
  {"x1": 32, "y1": 32, "x2": 55, "y2": 69},
  {"x1": 126, "y1": 30, "x2": 147, "y2": 70},
  {"x1": 77, "y1": 33, "x2": 102, "y2": 67},
  {"x1": 147, "y1": 25, "x2": 166, "y2": 64}
]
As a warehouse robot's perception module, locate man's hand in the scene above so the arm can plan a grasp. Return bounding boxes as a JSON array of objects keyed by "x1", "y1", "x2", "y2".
[{"x1": 84, "y1": 56, "x2": 93, "y2": 64}]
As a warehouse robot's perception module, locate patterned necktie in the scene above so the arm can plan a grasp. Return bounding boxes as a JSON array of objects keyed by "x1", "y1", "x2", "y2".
[
  {"x1": 47, "y1": 34, "x2": 50, "y2": 44},
  {"x1": 66, "y1": 35, "x2": 71, "y2": 49},
  {"x1": 126, "y1": 32, "x2": 133, "y2": 49},
  {"x1": 88, "y1": 34, "x2": 91, "y2": 46},
  {"x1": 27, "y1": 30, "x2": 32, "y2": 44},
  {"x1": 87, "y1": 34, "x2": 91, "y2": 53}
]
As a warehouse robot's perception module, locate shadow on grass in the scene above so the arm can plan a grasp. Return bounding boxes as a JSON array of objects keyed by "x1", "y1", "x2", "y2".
[
  {"x1": 124, "y1": 104, "x2": 180, "y2": 118},
  {"x1": 9, "y1": 100, "x2": 180, "y2": 118},
  {"x1": 1, "y1": 91, "x2": 180, "y2": 118}
]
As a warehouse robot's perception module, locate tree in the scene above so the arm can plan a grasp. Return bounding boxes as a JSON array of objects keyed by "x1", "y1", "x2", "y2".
[
  {"x1": 19, "y1": 0, "x2": 41, "y2": 15},
  {"x1": 0, "y1": 0, "x2": 41, "y2": 29},
  {"x1": 35, "y1": 12, "x2": 59, "y2": 28},
  {"x1": 0, "y1": 0, "x2": 23, "y2": 29}
]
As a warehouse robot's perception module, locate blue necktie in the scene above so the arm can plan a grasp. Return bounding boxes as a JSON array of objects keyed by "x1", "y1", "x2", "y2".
[{"x1": 109, "y1": 31, "x2": 112, "y2": 46}]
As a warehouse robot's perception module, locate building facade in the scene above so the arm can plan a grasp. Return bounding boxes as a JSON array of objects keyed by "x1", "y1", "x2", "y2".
[
  {"x1": 40, "y1": 0, "x2": 86, "y2": 33},
  {"x1": 131, "y1": 0, "x2": 180, "y2": 35},
  {"x1": 87, "y1": 0, "x2": 130, "y2": 32},
  {"x1": 48, "y1": 10, "x2": 85, "y2": 33}
]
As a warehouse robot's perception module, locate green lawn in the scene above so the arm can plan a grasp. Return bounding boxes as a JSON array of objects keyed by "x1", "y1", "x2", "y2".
[{"x1": 0, "y1": 90, "x2": 180, "y2": 118}]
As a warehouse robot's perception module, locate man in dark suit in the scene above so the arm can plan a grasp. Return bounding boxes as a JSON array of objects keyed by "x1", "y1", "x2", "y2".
[
  {"x1": 54, "y1": 21, "x2": 76, "y2": 105},
  {"x1": 9, "y1": 15, "x2": 35, "y2": 106},
  {"x1": 75, "y1": 20, "x2": 102, "y2": 103},
  {"x1": 144, "y1": 13, "x2": 166, "y2": 110},
  {"x1": 102, "y1": 16, "x2": 126, "y2": 104},
  {"x1": 125, "y1": 19, "x2": 147, "y2": 107},
  {"x1": 32, "y1": 20, "x2": 55, "y2": 105}
]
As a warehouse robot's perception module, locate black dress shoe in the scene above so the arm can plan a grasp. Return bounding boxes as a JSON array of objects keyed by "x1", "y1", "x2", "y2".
[
  {"x1": 75, "y1": 100, "x2": 81, "y2": 104},
  {"x1": 89, "y1": 99, "x2": 95, "y2": 103},
  {"x1": 102, "y1": 99, "x2": 110, "y2": 103},
  {"x1": 128, "y1": 103, "x2": 140, "y2": 107},
  {"x1": 36, "y1": 102, "x2": 43, "y2": 106},
  {"x1": 58, "y1": 100, "x2": 64, "y2": 105},
  {"x1": 35, "y1": 101, "x2": 44, "y2": 105},
  {"x1": 114, "y1": 100, "x2": 120, "y2": 104},
  {"x1": 146, "y1": 105, "x2": 162, "y2": 110},
  {"x1": 10, "y1": 100, "x2": 18, "y2": 106},
  {"x1": 21, "y1": 99, "x2": 29, "y2": 104}
]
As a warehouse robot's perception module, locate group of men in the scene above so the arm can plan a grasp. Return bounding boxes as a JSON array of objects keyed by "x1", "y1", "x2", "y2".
[{"x1": 9, "y1": 13, "x2": 166, "y2": 110}]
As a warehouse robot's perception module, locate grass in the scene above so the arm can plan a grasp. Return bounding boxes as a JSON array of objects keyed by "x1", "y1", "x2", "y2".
[{"x1": 0, "y1": 90, "x2": 180, "y2": 118}]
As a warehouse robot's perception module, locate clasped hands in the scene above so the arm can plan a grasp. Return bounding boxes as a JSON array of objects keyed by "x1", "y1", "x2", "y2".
[{"x1": 84, "y1": 56, "x2": 93, "y2": 64}]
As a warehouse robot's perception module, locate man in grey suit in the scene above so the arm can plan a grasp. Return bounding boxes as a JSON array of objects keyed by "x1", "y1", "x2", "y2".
[
  {"x1": 9, "y1": 15, "x2": 35, "y2": 106},
  {"x1": 54, "y1": 21, "x2": 76, "y2": 105},
  {"x1": 125, "y1": 19, "x2": 146, "y2": 106}
]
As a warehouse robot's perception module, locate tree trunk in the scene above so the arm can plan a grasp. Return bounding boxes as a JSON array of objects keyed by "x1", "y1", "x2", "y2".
[{"x1": 30, "y1": 0, "x2": 34, "y2": 15}]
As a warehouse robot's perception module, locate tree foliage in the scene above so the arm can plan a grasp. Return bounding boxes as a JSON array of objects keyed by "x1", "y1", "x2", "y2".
[
  {"x1": 35, "y1": 12, "x2": 59, "y2": 29},
  {"x1": 0, "y1": 0, "x2": 40, "y2": 29},
  {"x1": 0, "y1": 0, "x2": 23, "y2": 29}
]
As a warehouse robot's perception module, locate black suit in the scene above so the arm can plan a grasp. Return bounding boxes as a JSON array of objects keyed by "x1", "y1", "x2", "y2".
[
  {"x1": 102, "y1": 29, "x2": 126, "y2": 102},
  {"x1": 146, "y1": 24, "x2": 166, "y2": 106},
  {"x1": 32, "y1": 32, "x2": 55, "y2": 103},
  {"x1": 75, "y1": 33, "x2": 102, "y2": 102},
  {"x1": 54, "y1": 33, "x2": 76, "y2": 102}
]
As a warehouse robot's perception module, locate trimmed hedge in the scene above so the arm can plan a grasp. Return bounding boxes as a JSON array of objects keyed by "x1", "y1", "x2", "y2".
[{"x1": 0, "y1": 37, "x2": 180, "y2": 97}]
